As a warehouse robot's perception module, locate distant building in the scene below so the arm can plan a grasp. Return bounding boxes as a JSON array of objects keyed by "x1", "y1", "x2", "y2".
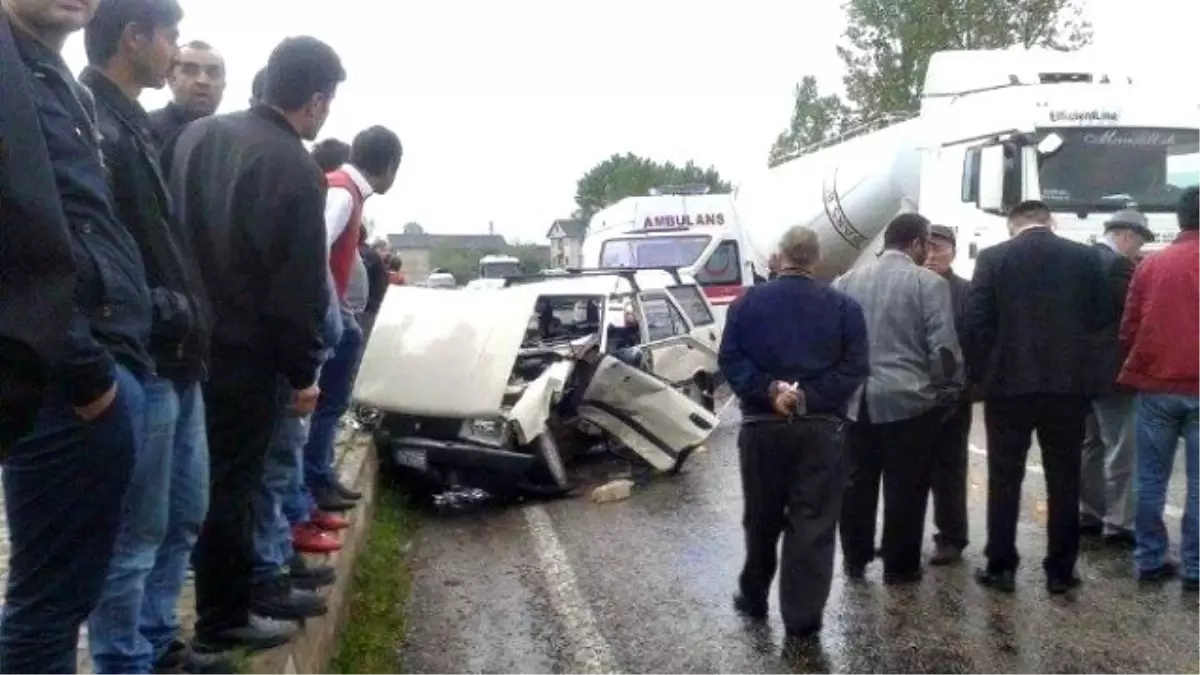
[
  {"x1": 387, "y1": 232, "x2": 508, "y2": 282},
  {"x1": 546, "y1": 218, "x2": 587, "y2": 269}
]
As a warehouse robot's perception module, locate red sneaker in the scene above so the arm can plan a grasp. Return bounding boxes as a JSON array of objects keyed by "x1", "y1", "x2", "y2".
[
  {"x1": 310, "y1": 510, "x2": 350, "y2": 532},
  {"x1": 292, "y1": 524, "x2": 342, "y2": 554}
]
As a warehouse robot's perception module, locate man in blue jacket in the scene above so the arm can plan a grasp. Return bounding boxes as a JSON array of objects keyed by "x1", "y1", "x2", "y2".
[
  {"x1": 718, "y1": 225, "x2": 869, "y2": 647},
  {"x1": 0, "y1": 0, "x2": 153, "y2": 671}
]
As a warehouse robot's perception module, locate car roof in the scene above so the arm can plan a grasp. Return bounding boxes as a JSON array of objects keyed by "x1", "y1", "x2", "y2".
[{"x1": 510, "y1": 269, "x2": 693, "y2": 296}]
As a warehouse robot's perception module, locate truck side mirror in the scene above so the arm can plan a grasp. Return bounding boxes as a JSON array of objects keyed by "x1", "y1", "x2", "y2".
[{"x1": 977, "y1": 145, "x2": 1007, "y2": 214}]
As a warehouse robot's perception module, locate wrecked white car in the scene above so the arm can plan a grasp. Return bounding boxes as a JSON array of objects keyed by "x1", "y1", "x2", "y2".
[{"x1": 353, "y1": 269, "x2": 721, "y2": 497}]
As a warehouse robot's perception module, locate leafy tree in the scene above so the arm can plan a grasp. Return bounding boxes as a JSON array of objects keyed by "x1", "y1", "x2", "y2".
[
  {"x1": 574, "y1": 153, "x2": 732, "y2": 223},
  {"x1": 767, "y1": 76, "x2": 850, "y2": 168},
  {"x1": 836, "y1": 0, "x2": 1093, "y2": 121},
  {"x1": 402, "y1": 222, "x2": 424, "y2": 235}
]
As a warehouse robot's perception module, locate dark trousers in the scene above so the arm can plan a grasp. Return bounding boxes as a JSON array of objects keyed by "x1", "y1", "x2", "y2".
[
  {"x1": 839, "y1": 407, "x2": 939, "y2": 576},
  {"x1": 983, "y1": 394, "x2": 1089, "y2": 578},
  {"x1": 738, "y1": 417, "x2": 845, "y2": 633},
  {"x1": 0, "y1": 364, "x2": 143, "y2": 674},
  {"x1": 930, "y1": 402, "x2": 972, "y2": 550},
  {"x1": 193, "y1": 358, "x2": 280, "y2": 639}
]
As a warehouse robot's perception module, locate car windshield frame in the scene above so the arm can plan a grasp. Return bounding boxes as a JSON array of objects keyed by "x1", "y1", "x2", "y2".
[
  {"x1": 1037, "y1": 126, "x2": 1200, "y2": 214},
  {"x1": 598, "y1": 235, "x2": 712, "y2": 270}
]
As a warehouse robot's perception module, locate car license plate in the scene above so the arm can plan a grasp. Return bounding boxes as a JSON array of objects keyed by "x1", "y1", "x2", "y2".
[{"x1": 395, "y1": 449, "x2": 428, "y2": 471}]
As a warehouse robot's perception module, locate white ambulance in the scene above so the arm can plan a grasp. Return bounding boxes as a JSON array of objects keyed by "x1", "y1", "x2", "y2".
[{"x1": 579, "y1": 186, "x2": 753, "y2": 326}]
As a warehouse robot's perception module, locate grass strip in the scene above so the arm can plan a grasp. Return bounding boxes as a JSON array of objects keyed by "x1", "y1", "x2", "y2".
[{"x1": 331, "y1": 481, "x2": 418, "y2": 673}]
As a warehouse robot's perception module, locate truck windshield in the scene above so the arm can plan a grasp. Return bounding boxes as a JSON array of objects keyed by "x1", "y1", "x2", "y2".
[
  {"x1": 479, "y1": 262, "x2": 521, "y2": 279},
  {"x1": 1038, "y1": 127, "x2": 1199, "y2": 213},
  {"x1": 598, "y1": 235, "x2": 710, "y2": 269}
]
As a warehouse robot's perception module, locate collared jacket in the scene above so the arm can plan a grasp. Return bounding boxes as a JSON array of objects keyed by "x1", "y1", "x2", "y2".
[
  {"x1": 0, "y1": 18, "x2": 152, "y2": 415},
  {"x1": 80, "y1": 67, "x2": 211, "y2": 383},
  {"x1": 169, "y1": 105, "x2": 329, "y2": 390},
  {"x1": 1089, "y1": 241, "x2": 1136, "y2": 394},
  {"x1": 833, "y1": 250, "x2": 963, "y2": 423},
  {"x1": 0, "y1": 14, "x2": 77, "y2": 445}
]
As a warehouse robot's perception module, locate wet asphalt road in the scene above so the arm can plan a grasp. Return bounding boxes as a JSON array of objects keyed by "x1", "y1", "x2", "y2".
[{"x1": 400, "y1": 404, "x2": 1199, "y2": 674}]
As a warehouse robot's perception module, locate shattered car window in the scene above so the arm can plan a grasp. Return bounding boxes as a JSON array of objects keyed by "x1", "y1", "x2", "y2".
[{"x1": 525, "y1": 295, "x2": 605, "y2": 347}]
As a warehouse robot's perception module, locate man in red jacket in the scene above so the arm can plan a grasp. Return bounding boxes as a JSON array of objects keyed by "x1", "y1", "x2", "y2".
[{"x1": 1119, "y1": 186, "x2": 1199, "y2": 590}]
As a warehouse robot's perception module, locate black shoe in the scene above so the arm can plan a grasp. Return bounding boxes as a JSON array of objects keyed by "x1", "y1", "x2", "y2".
[
  {"x1": 331, "y1": 478, "x2": 363, "y2": 501},
  {"x1": 929, "y1": 543, "x2": 963, "y2": 566},
  {"x1": 193, "y1": 615, "x2": 296, "y2": 653},
  {"x1": 732, "y1": 592, "x2": 767, "y2": 620},
  {"x1": 974, "y1": 567, "x2": 1016, "y2": 593},
  {"x1": 289, "y1": 555, "x2": 336, "y2": 591},
  {"x1": 883, "y1": 569, "x2": 923, "y2": 586},
  {"x1": 1103, "y1": 529, "x2": 1137, "y2": 550},
  {"x1": 315, "y1": 489, "x2": 356, "y2": 513},
  {"x1": 1183, "y1": 576, "x2": 1199, "y2": 591},
  {"x1": 1137, "y1": 562, "x2": 1178, "y2": 583},
  {"x1": 1046, "y1": 572, "x2": 1082, "y2": 595},
  {"x1": 250, "y1": 578, "x2": 329, "y2": 620},
  {"x1": 153, "y1": 639, "x2": 238, "y2": 674},
  {"x1": 1079, "y1": 518, "x2": 1104, "y2": 537},
  {"x1": 782, "y1": 624, "x2": 824, "y2": 663}
]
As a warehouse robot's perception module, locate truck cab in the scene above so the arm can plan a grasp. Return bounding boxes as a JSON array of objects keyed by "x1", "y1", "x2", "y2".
[{"x1": 579, "y1": 186, "x2": 751, "y2": 326}]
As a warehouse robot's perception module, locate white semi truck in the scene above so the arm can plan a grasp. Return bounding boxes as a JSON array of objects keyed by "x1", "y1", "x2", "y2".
[{"x1": 735, "y1": 49, "x2": 1199, "y2": 280}]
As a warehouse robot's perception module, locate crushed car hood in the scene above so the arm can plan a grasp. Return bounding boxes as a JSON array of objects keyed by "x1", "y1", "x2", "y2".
[{"x1": 353, "y1": 286, "x2": 539, "y2": 418}]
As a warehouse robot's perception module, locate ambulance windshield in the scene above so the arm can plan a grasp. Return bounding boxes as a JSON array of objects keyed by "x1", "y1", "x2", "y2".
[{"x1": 598, "y1": 236, "x2": 710, "y2": 269}]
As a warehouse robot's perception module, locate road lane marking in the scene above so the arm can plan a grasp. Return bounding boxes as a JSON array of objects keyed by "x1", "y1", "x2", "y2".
[
  {"x1": 523, "y1": 505, "x2": 618, "y2": 674},
  {"x1": 968, "y1": 444, "x2": 1184, "y2": 520}
]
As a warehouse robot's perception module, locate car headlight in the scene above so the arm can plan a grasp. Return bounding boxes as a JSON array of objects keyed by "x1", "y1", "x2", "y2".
[{"x1": 460, "y1": 418, "x2": 508, "y2": 446}]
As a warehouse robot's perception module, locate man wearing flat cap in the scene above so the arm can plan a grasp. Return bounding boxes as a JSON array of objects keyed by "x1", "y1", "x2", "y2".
[
  {"x1": 1080, "y1": 209, "x2": 1154, "y2": 547},
  {"x1": 923, "y1": 225, "x2": 972, "y2": 565}
]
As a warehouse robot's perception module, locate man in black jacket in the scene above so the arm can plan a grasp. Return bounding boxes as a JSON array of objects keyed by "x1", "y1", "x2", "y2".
[
  {"x1": 1079, "y1": 209, "x2": 1152, "y2": 548},
  {"x1": 965, "y1": 200, "x2": 1113, "y2": 595},
  {"x1": 0, "y1": 0, "x2": 154, "y2": 671},
  {"x1": 169, "y1": 36, "x2": 344, "y2": 652},
  {"x1": 358, "y1": 235, "x2": 390, "y2": 342},
  {"x1": 79, "y1": 1, "x2": 222, "y2": 672},
  {"x1": 147, "y1": 38, "x2": 224, "y2": 147},
  {"x1": 923, "y1": 224, "x2": 973, "y2": 565}
]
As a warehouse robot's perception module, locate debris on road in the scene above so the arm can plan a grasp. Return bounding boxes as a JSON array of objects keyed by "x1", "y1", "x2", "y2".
[{"x1": 591, "y1": 479, "x2": 634, "y2": 504}]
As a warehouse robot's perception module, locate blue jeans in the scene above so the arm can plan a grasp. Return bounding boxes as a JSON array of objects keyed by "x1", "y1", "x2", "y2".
[
  {"x1": 304, "y1": 318, "x2": 363, "y2": 496},
  {"x1": 1134, "y1": 393, "x2": 1199, "y2": 580},
  {"x1": 87, "y1": 377, "x2": 208, "y2": 673},
  {"x1": 0, "y1": 364, "x2": 143, "y2": 674},
  {"x1": 253, "y1": 404, "x2": 313, "y2": 585}
]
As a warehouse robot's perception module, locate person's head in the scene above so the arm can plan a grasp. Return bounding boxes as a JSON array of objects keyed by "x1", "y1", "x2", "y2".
[
  {"x1": 776, "y1": 225, "x2": 821, "y2": 273},
  {"x1": 767, "y1": 252, "x2": 781, "y2": 273},
  {"x1": 350, "y1": 126, "x2": 403, "y2": 195},
  {"x1": 622, "y1": 300, "x2": 639, "y2": 326},
  {"x1": 310, "y1": 138, "x2": 350, "y2": 173},
  {"x1": 2, "y1": 0, "x2": 99, "y2": 48},
  {"x1": 372, "y1": 238, "x2": 389, "y2": 254},
  {"x1": 882, "y1": 213, "x2": 931, "y2": 265},
  {"x1": 1006, "y1": 200, "x2": 1054, "y2": 236},
  {"x1": 389, "y1": 257, "x2": 403, "y2": 272},
  {"x1": 1178, "y1": 186, "x2": 1199, "y2": 232},
  {"x1": 925, "y1": 224, "x2": 957, "y2": 275},
  {"x1": 248, "y1": 67, "x2": 265, "y2": 107},
  {"x1": 83, "y1": 0, "x2": 181, "y2": 90},
  {"x1": 168, "y1": 40, "x2": 225, "y2": 118},
  {"x1": 1103, "y1": 209, "x2": 1154, "y2": 259},
  {"x1": 261, "y1": 36, "x2": 346, "y2": 141}
]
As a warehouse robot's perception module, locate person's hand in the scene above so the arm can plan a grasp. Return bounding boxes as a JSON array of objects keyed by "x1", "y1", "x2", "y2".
[
  {"x1": 290, "y1": 384, "x2": 321, "y2": 416},
  {"x1": 771, "y1": 382, "x2": 802, "y2": 417},
  {"x1": 75, "y1": 382, "x2": 118, "y2": 421}
]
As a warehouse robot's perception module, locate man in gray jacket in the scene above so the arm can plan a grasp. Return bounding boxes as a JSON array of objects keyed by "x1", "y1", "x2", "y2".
[{"x1": 832, "y1": 213, "x2": 963, "y2": 585}]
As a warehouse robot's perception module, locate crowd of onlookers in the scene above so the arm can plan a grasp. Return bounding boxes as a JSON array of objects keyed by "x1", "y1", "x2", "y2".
[
  {"x1": 721, "y1": 191, "x2": 1198, "y2": 644},
  {"x1": 0, "y1": 0, "x2": 403, "y2": 672}
]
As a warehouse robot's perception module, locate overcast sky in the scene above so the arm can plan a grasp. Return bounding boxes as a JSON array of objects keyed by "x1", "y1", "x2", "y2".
[{"x1": 63, "y1": 0, "x2": 1199, "y2": 242}]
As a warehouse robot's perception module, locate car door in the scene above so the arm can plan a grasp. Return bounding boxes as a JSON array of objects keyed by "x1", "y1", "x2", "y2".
[
  {"x1": 577, "y1": 354, "x2": 719, "y2": 472},
  {"x1": 637, "y1": 292, "x2": 716, "y2": 387}
]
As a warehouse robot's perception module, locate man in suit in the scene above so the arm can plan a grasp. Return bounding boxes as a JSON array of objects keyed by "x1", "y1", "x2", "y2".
[
  {"x1": 965, "y1": 200, "x2": 1113, "y2": 595},
  {"x1": 833, "y1": 213, "x2": 962, "y2": 585},
  {"x1": 1080, "y1": 209, "x2": 1154, "y2": 548}
]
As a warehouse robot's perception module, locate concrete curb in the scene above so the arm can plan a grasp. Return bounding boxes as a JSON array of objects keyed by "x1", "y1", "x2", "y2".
[{"x1": 248, "y1": 437, "x2": 380, "y2": 674}]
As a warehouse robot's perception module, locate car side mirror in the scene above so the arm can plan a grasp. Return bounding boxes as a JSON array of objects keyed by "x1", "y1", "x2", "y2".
[{"x1": 977, "y1": 145, "x2": 1007, "y2": 214}]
